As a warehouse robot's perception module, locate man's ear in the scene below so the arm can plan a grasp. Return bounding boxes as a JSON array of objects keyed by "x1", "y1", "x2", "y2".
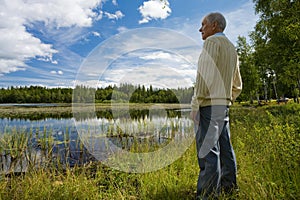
[{"x1": 212, "y1": 21, "x2": 218, "y2": 30}]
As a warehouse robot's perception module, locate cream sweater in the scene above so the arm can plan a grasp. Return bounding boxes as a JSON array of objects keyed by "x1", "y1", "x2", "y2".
[{"x1": 191, "y1": 34, "x2": 242, "y2": 111}]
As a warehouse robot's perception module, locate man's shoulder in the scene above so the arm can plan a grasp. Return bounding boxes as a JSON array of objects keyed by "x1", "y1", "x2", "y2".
[
  {"x1": 207, "y1": 35, "x2": 229, "y2": 42},
  {"x1": 206, "y1": 35, "x2": 234, "y2": 47},
  {"x1": 203, "y1": 36, "x2": 219, "y2": 47},
  {"x1": 206, "y1": 35, "x2": 219, "y2": 42}
]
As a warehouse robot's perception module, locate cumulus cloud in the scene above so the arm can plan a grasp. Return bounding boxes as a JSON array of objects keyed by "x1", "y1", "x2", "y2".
[
  {"x1": 104, "y1": 10, "x2": 124, "y2": 20},
  {"x1": 16, "y1": 0, "x2": 103, "y2": 28},
  {"x1": 138, "y1": 0, "x2": 171, "y2": 24},
  {"x1": 0, "y1": 59, "x2": 26, "y2": 75},
  {"x1": 0, "y1": 0, "x2": 103, "y2": 75}
]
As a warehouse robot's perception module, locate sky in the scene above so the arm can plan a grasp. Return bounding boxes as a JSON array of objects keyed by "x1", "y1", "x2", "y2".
[{"x1": 0, "y1": 0, "x2": 259, "y2": 89}]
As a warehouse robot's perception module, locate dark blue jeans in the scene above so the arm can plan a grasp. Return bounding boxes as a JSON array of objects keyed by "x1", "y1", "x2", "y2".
[{"x1": 195, "y1": 106, "x2": 237, "y2": 199}]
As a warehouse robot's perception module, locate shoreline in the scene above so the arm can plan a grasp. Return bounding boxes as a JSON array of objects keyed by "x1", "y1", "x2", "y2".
[{"x1": 0, "y1": 103, "x2": 191, "y2": 117}]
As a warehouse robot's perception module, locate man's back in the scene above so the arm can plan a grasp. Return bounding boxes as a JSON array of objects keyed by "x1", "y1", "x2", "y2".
[
  {"x1": 207, "y1": 35, "x2": 238, "y2": 100},
  {"x1": 195, "y1": 34, "x2": 239, "y2": 107}
]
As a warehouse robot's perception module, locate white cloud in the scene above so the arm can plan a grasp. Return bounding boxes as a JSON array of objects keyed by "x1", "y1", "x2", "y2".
[
  {"x1": 104, "y1": 11, "x2": 124, "y2": 20},
  {"x1": 141, "y1": 51, "x2": 169, "y2": 60},
  {"x1": 96, "y1": 10, "x2": 104, "y2": 21},
  {"x1": 102, "y1": 63, "x2": 194, "y2": 89},
  {"x1": 50, "y1": 70, "x2": 63, "y2": 75},
  {"x1": 19, "y1": 0, "x2": 103, "y2": 28},
  {"x1": 0, "y1": 20, "x2": 58, "y2": 74},
  {"x1": 140, "y1": 51, "x2": 174, "y2": 61},
  {"x1": 92, "y1": 31, "x2": 101, "y2": 37},
  {"x1": 75, "y1": 28, "x2": 200, "y2": 87},
  {"x1": 138, "y1": 0, "x2": 171, "y2": 24},
  {"x1": 117, "y1": 26, "x2": 129, "y2": 33},
  {"x1": 112, "y1": 0, "x2": 118, "y2": 6},
  {"x1": 37, "y1": 56, "x2": 58, "y2": 64},
  {"x1": 0, "y1": 0, "x2": 103, "y2": 75},
  {"x1": 0, "y1": 59, "x2": 26, "y2": 75},
  {"x1": 79, "y1": 46, "x2": 197, "y2": 89}
]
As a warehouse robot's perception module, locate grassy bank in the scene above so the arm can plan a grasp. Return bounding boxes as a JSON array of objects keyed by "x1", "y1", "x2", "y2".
[
  {"x1": 0, "y1": 104, "x2": 299, "y2": 199},
  {"x1": 0, "y1": 103, "x2": 190, "y2": 119}
]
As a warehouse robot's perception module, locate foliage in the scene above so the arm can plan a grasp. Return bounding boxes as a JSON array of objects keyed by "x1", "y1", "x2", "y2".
[
  {"x1": 251, "y1": 0, "x2": 300, "y2": 101},
  {"x1": 233, "y1": 0, "x2": 300, "y2": 103},
  {"x1": 0, "y1": 86, "x2": 72, "y2": 104},
  {"x1": 236, "y1": 36, "x2": 260, "y2": 103},
  {"x1": 230, "y1": 103, "x2": 300, "y2": 199}
]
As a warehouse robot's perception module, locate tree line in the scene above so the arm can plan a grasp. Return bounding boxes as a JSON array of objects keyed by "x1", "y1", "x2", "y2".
[
  {"x1": 0, "y1": 86, "x2": 72, "y2": 103},
  {"x1": 0, "y1": 84, "x2": 194, "y2": 104}
]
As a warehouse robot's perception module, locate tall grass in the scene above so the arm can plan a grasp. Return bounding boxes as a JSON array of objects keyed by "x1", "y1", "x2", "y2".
[
  {"x1": 229, "y1": 104, "x2": 300, "y2": 199},
  {"x1": 0, "y1": 104, "x2": 299, "y2": 199}
]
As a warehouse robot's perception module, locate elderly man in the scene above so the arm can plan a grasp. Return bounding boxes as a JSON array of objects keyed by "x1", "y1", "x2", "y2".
[{"x1": 190, "y1": 12, "x2": 242, "y2": 199}]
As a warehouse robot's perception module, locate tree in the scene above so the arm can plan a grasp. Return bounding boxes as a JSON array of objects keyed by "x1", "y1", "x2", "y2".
[
  {"x1": 236, "y1": 36, "x2": 260, "y2": 103},
  {"x1": 252, "y1": 0, "x2": 300, "y2": 102}
]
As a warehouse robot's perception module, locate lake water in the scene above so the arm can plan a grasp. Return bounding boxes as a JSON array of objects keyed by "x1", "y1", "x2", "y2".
[{"x1": 0, "y1": 107, "x2": 195, "y2": 173}]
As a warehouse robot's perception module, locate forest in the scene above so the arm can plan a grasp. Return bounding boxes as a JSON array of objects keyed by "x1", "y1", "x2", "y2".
[{"x1": 0, "y1": 84, "x2": 194, "y2": 104}]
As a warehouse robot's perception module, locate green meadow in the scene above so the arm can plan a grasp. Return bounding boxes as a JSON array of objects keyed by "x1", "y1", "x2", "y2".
[{"x1": 0, "y1": 103, "x2": 299, "y2": 200}]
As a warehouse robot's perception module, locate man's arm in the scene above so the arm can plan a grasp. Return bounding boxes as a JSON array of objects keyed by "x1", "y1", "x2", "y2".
[{"x1": 232, "y1": 58, "x2": 242, "y2": 102}]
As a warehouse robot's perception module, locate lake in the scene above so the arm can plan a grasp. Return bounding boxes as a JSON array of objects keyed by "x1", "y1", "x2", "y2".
[{"x1": 0, "y1": 105, "x2": 195, "y2": 173}]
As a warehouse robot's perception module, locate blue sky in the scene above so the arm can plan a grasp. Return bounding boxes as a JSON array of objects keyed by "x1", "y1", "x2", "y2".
[{"x1": 0, "y1": 0, "x2": 258, "y2": 88}]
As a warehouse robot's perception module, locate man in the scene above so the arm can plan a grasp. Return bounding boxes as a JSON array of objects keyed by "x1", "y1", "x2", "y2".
[{"x1": 190, "y1": 12, "x2": 242, "y2": 199}]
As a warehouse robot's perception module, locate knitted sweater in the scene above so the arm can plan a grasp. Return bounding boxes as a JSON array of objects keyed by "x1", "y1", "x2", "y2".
[{"x1": 191, "y1": 34, "x2": 242, "y2": 111}]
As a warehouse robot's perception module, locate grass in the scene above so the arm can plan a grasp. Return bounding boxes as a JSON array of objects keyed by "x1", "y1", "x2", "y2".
[{"x1": 0, "y1": 103, "x2": 299, "y2": 199}]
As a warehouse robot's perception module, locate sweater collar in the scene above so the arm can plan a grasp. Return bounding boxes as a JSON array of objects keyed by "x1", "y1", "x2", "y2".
[{"x1": 214, "y1": 32, "x2": 225, "y2": 36}]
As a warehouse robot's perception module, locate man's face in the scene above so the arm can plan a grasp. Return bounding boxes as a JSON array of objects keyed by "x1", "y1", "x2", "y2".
[{"x1": 199, "y1": 18, "x2": 215, "y2": 40}]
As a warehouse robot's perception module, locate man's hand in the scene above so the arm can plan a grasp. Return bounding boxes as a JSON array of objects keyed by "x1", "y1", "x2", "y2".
[{"x1": 190, "y1": 110, "x2": 199, "y2": 125}]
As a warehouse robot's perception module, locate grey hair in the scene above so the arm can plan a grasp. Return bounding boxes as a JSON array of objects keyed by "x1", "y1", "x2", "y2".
[{"x1": 205, "y1": 12, "x2": 226, "y2": 31}]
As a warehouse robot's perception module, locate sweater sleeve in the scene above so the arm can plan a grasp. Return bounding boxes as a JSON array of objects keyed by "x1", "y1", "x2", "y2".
[{"x1": 232, "y1": 58, "x2": 242, "y2": 102}]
